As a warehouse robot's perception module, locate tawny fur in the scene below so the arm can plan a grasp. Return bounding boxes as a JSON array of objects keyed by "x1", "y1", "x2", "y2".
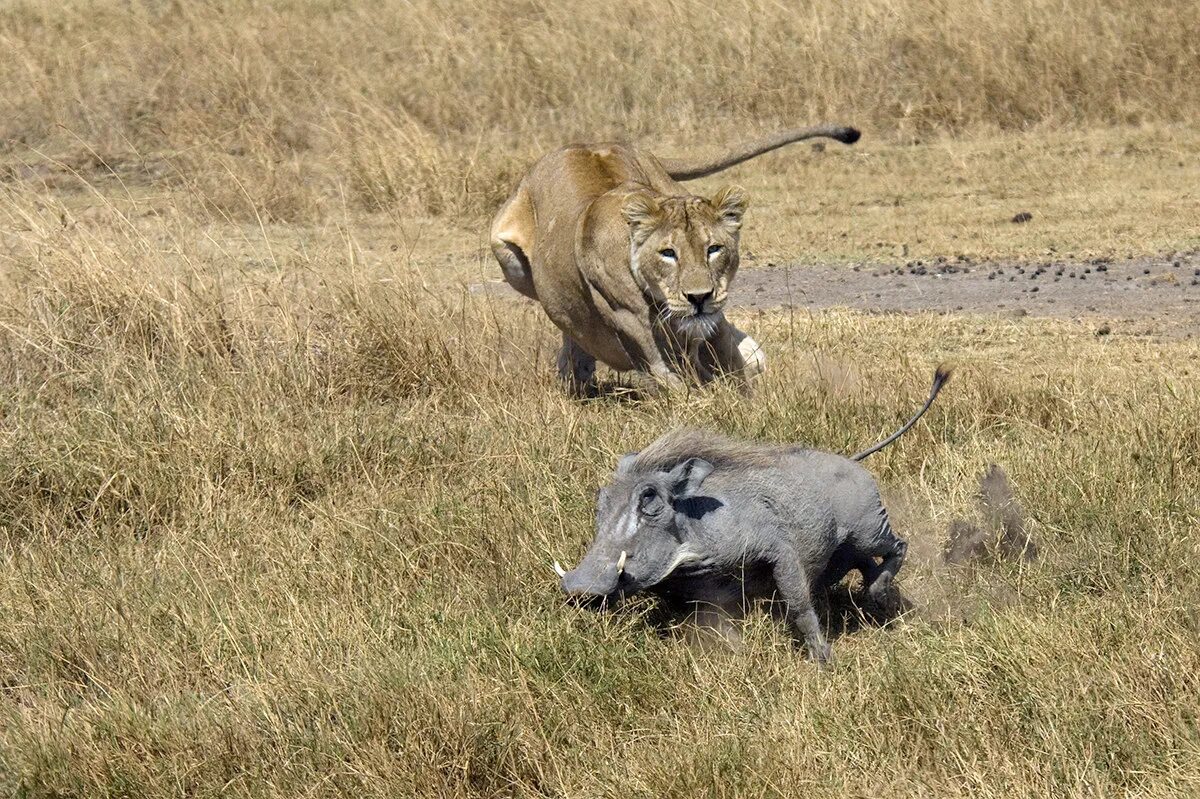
[{"x1": 489, "y1": 126, "x2": 859, "y2": 395}]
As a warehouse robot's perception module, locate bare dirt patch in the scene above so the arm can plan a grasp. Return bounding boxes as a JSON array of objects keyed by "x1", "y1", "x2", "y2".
[{"x1": 474, "y1": 251, "x2": 1200, "y2": 338}]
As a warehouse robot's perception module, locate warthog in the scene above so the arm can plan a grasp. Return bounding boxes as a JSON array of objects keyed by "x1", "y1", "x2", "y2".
[{"x1": 555, "y1": 367, "x2": 950, "y2": 663}]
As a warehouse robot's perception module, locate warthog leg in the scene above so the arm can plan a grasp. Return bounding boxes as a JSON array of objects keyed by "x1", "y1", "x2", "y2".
[{"x1": 772, "y1": 557, "x2": 830, "y2": 665}]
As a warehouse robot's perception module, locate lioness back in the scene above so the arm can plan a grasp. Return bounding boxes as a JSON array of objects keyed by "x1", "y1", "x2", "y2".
[{"x1": 516, "y1": 144, "x2": 681, "y2": 371}]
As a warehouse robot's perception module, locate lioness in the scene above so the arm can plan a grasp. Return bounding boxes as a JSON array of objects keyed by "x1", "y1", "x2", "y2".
[{"x1": 490, "y1": 124, "x2": 860, "y2": 395}]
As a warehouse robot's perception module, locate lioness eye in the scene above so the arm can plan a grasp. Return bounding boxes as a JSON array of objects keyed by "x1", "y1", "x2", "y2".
[
  {"x1": 707, "y1": 244, "x2": 723, "y2": 257},
  {"x1": 659, "y1": 248, "x2": 677, "y2": 260}
]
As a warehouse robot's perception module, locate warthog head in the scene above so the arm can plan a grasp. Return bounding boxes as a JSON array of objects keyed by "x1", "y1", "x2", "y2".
[{"x1": 556, "y1": 455, "x2": 716, "y2": 603}]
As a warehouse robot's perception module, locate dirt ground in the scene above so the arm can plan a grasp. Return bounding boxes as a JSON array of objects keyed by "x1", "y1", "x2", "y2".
[{"x1": 473, "y1": 249, "x2": 1200, "y2": 338}]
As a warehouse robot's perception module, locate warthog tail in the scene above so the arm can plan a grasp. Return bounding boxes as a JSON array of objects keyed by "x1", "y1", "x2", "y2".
[{"x1": 852, "y1": 366, "x2": 951, "y2": 462}]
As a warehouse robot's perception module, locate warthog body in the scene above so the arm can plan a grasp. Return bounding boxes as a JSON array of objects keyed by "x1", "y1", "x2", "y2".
[{"x1": 557, "y1": 368, "x2": 950, "y2": 662}]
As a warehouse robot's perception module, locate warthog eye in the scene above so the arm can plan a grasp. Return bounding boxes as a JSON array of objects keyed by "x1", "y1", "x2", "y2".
[
  {"x1": 707, "y1": 244, "x2": 723, "y2": 258},
  {"x1": 658, "y1": 248, "x2": 677, "y2": 261},
  {"x1": 638, "y1": 486, "x2": 662, "y2": 514}
]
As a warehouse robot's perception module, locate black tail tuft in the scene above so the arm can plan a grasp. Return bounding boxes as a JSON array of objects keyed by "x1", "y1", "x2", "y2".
[
  {"x1": 933, "y1": 364, "x2": 952, "y2": 391},
  {"x1": 836, "y1": 127, "x2": 862, "y2": 145}
]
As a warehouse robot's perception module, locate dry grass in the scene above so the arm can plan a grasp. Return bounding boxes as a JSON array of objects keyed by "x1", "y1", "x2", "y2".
[
  {"x1": 3, "y1": 2, "x2": 1200, "y2": 796},
  {"x1": 3, "y1": 0, "x2": 1200, "y2": 225},
  {"x1": 1, "y1": 181, "x2": 1199, "y2": 797}
]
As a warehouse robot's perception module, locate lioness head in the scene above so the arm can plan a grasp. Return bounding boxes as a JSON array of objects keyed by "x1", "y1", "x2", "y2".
[{"x1": 622, "y1": 186, "x2": 748, "y2": 339}]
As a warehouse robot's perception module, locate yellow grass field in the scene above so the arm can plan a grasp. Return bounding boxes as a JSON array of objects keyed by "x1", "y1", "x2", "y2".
[{"x1": 2, "y1": 1, "x2": 1199, "y2": 797}]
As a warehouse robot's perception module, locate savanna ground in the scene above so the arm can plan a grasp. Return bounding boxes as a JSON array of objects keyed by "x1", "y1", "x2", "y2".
[{"x1": 2, "y1": 1, "x2": 1199, "y2": 796}]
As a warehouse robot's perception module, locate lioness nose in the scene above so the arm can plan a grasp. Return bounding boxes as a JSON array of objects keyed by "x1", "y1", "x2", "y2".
[{"x1": 686, "y1": 290, "x2": 713, "y2": 311}]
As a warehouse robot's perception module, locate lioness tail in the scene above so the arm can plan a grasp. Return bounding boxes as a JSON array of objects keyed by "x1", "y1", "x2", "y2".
[
  {"x1": 851, "y1": 366, "x2": 951, "y2": 462},
  {"x1": 662, "y1": 124, "x2": 861, "y2": 181}
]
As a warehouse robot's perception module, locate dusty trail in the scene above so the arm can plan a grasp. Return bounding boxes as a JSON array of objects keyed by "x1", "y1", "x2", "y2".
[{"x1": 474, "y1": 250, "x2": 1200, "y2": 337}]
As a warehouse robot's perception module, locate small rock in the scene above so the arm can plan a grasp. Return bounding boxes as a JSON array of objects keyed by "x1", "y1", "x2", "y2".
[
  {"x1": 1096, "y1": 324, "x2": 1112, "y2": 336},
  {"x1": 1011, "y1": 211, "x2": 1033, "y2": 224}
]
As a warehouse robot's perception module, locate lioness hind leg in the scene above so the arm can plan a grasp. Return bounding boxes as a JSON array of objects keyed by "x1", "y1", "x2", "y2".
[
  {"x1": 557, "y1": 333, "x2": 597, "y2": 397},
  {"x1": 490, "y1": 184, "x2": 538, "y2": 301}
]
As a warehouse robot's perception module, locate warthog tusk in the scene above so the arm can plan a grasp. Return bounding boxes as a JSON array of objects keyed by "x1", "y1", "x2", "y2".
[
  {"x1": 553, "y1": 561, "x2": 567, "y2": 578},
  {"x1": 617, "y1": 550, "x2": 627, "y2": 574}
]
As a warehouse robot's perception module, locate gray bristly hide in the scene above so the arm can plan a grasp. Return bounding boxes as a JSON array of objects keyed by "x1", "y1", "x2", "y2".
[{"x1": 557, "y1": 367, "x2": 950, "y2": 664}]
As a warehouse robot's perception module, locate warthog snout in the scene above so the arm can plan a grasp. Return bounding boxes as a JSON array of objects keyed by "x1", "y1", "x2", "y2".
[{"x1": 555, "y1": 551, "x2": 627, "y2": 605}]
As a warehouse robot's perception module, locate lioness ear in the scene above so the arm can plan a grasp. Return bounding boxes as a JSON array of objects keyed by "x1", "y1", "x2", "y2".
[
  {"x1": 711, "y1": 185, "x2": 749, "y2": 230},
  {"x1": 667, "y1": 458, "x2": 714, "y2": 498},
  {"x1": 623, "y1": 191, "x2": 662, "y2": 235}
]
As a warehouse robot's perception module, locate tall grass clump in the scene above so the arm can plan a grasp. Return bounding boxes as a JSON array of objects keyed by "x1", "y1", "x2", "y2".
[{"x1": 2, "y1": 0, "x2": 1198, "y2": 220}]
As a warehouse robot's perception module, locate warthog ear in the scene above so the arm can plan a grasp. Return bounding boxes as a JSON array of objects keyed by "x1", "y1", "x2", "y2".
[
  {"x1": 711, "y1": 185, "x2": 749, "y2": 230},
  {"x1": 667, "y1": 457, "x2": 714, "y2": 498},
  {"x1": 623, "y1": 191, "x2": 662, "y2": 236},
  {"x1": 616, "y1": 452, "x2": 638, "y2": 475}
]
